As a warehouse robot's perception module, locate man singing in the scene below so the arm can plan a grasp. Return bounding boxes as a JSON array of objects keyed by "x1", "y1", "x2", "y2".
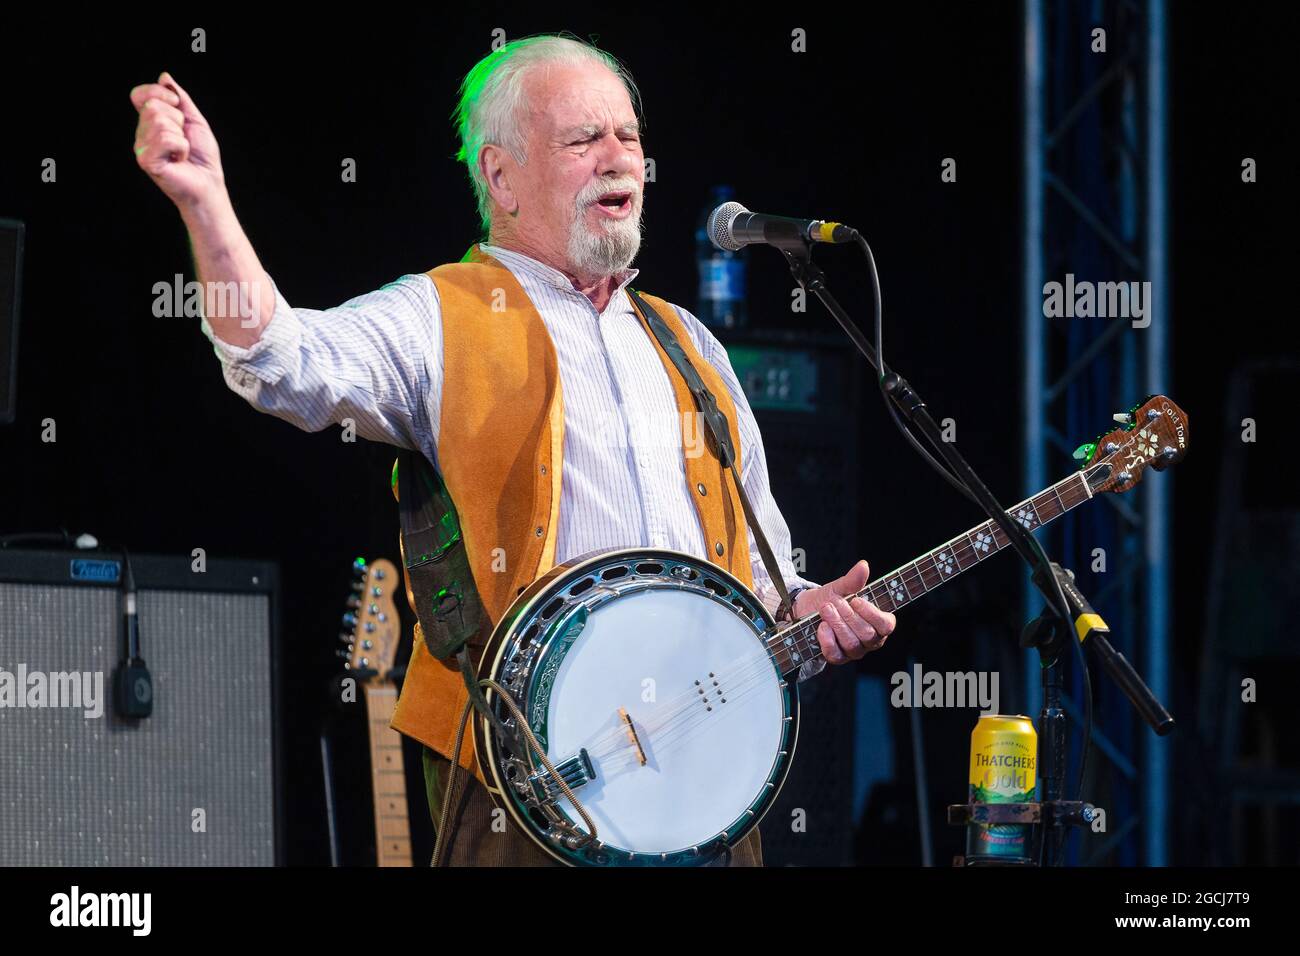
[{"x1": 130, "y1": 33, "x2": 896, "y2": 866}]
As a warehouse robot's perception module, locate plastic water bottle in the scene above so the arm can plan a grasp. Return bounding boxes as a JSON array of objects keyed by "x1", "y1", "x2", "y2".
[{"x1": 695, "y1": 185, "x2": 748, "y2": 329}]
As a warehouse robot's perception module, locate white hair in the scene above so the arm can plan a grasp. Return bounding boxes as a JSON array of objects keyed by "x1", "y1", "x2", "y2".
[{"x1": 453, "y1": 33, "x2": 643, "y2": 238}]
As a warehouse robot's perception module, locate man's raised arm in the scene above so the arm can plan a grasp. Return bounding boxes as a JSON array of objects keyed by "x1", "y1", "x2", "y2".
[
  {"x1": 131, "y1": 71, "x2": 272, "y2": 348},
  {"x1": 129, "y1": 72, "x2": 442, "y2": 461}
]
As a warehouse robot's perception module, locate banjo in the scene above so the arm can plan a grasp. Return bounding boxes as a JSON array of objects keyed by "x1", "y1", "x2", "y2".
[{"x1": 469, "y1": 395, "x2": 1188, "y2": 865}]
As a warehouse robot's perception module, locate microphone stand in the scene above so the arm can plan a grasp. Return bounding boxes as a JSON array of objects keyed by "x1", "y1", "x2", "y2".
[{"x1": 775, "y1": 237, "x2": 1173, "y2": 865}]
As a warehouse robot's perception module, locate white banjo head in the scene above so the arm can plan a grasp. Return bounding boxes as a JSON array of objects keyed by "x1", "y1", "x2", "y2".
[{"x1": 476, "y1": 549, "x2": 799, "y2": 866}]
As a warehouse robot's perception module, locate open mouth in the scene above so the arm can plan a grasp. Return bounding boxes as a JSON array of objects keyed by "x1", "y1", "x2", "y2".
[{"x1": 592, "y1": 191, "x2": 634, "y2": 216}]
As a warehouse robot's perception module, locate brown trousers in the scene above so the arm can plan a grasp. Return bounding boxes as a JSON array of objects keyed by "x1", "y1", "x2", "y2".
[{"x1": 423, "y1": 748, "x2": 763, "y2": 867}]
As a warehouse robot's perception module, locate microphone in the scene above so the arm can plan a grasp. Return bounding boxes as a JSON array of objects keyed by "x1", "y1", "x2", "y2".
[
  {"x1": 707, "y1": 201, "x2": 857, "y2": 252},
  {"x1": 113, "y1": 549, "x2": 154, "y2": 719}
]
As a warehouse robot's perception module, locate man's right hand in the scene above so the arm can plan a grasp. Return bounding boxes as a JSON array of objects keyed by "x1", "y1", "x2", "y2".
[
  {"x1": 130, "y1": 72, "x2": 225, "y2": 210},
  {"x1": 131, "y1": 72, "x2": 272, "y2": 347}
]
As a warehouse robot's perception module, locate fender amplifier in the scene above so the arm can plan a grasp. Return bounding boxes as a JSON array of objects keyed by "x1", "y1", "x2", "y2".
[{"x1": 0, "y1": 549, "x2": 282, "y2": 865}]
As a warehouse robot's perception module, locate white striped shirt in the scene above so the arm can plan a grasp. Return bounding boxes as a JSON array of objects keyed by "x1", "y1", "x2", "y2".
[{"x1": 200, "y1": 242, "x2": 823, "y2": 679}]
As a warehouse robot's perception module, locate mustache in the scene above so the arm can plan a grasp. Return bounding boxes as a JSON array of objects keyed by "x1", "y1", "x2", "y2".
[{"x1": 577, "y1": 179, "x2": 641, "y2": 207}]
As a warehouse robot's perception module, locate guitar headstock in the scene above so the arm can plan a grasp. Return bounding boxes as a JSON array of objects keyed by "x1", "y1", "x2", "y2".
[
  {"x1": 1074, "y1": 395, "x2": 1189, "y2": 495},
  {"x1": 336, "y1": 557, "x2": 402, "y2": 681}
]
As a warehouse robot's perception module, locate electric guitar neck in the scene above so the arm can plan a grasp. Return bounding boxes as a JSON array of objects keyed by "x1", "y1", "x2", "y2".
[{"x1": 338, "y1": 557, "x2": 411, "y2": 867}]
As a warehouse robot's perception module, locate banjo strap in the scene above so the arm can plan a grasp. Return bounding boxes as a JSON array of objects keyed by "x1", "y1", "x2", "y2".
[
  {"x1": 396, "y1": 448, "x2": 482, "y2": 658},
  {"x1": 627, "y1": 288, "x2": 797, "y2": 624},
  {"x1": 396, "y1": 448, "x2": 515, "y2": 745}
]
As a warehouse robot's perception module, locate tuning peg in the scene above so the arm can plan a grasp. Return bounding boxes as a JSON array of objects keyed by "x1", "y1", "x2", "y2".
[
  {"x1": 1072, "y1": 442, "x2": 1096, "y2": 462},
  {"x1": 345, "y1": 595, "x2": 361, "y2": 610},
  {"x1": 352, "y1": 557, "x2": 367, "y2": 573},
  {"x1": 1149, "y1": 446, "x2": 1178, "y2": 471},
  {"x1": 335, "y1": 648, "x2": 352, "y2": 660},
  {"x1": 1112, "y1": 412, "x2": 1133, "y2": 425},
  {"x1": 342, "y1": 612, "x2": 357, "y2": 629},
  {"x1": 337, "y1": 630, "x2": 354, "y2": 643}
]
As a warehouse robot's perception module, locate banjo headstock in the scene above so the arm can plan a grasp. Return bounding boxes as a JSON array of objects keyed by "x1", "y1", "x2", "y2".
[{"x1": 1075, "y1": 395, "x2": 1190, "y2": 495}]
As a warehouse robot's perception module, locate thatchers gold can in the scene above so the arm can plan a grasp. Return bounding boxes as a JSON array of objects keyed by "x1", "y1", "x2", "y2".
[{"x1": 966, "y1": 714, "x2": 1037, "y2": 863}]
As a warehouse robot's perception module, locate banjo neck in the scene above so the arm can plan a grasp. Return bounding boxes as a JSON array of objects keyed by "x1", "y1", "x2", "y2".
[{"x1": 767, "y1": 467, "x2": 1101, "y2": 676}]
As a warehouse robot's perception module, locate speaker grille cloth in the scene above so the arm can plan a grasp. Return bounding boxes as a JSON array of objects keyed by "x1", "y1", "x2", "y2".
[{"x1": 0, "y1": 583, "x2": 274, "y2": 865}]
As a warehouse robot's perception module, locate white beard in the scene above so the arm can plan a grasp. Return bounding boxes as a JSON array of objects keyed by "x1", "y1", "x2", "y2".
[{"x1": 567, "y1": 197, "x2": 643, "y2": 279}]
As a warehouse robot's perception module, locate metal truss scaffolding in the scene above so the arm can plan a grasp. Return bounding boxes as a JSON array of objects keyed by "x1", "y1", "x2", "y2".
[{"x1": 1022, "y1": 0, "x2": 1171, "y2": 865}]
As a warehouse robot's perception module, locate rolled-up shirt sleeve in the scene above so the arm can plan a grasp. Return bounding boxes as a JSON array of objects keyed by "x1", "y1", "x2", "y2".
[
  {"x1": 674, "y1": 305, "x2": 825, "y2": 681},
  {"x1": 199, "y1": 274, "x2": 443, "y2": 469}
]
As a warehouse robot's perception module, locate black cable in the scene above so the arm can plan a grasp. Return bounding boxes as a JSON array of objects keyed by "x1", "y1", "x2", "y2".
[
  {"x1": 856, "y1": 236, "x2": 980, "y2": 507},
  {"x1": 121, "y1": 546, "x2": 140, "y2": 660},
  {"x1": 1043, "y1": 547, "x2": 1093, "y2": 809},
  {"x1": 1032, "y1": 544, "x2": 1095, "y2": 856}
]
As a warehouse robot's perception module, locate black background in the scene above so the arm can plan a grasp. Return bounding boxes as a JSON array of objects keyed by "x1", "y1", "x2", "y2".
[{"x1": 0, "y1": 5, "x2": 1294, "y2": 866}]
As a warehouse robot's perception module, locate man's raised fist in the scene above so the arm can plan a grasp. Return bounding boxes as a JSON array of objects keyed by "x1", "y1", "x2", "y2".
[{"x1": 130, "y1": 72, "x2": 225, "y2": 209}]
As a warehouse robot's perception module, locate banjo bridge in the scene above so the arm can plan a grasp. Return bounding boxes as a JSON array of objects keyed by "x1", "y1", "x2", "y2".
[
  {"x1": 528, "y1": 748, "x2": 596, "y2": 805},
  {"x1": 618, "y1": 706, "x2": 647, "y2": 766}
]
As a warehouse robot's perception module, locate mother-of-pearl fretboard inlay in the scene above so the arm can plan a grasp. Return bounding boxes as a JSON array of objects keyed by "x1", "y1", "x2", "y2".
[{"x1": 1013, "y1": 505, "x2": 1039, "y2": 529}]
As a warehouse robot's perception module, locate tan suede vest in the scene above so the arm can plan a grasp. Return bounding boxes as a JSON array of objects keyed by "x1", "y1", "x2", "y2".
[{"x1": 389, "y1": 244, "x2": 754, "y2": 783}]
